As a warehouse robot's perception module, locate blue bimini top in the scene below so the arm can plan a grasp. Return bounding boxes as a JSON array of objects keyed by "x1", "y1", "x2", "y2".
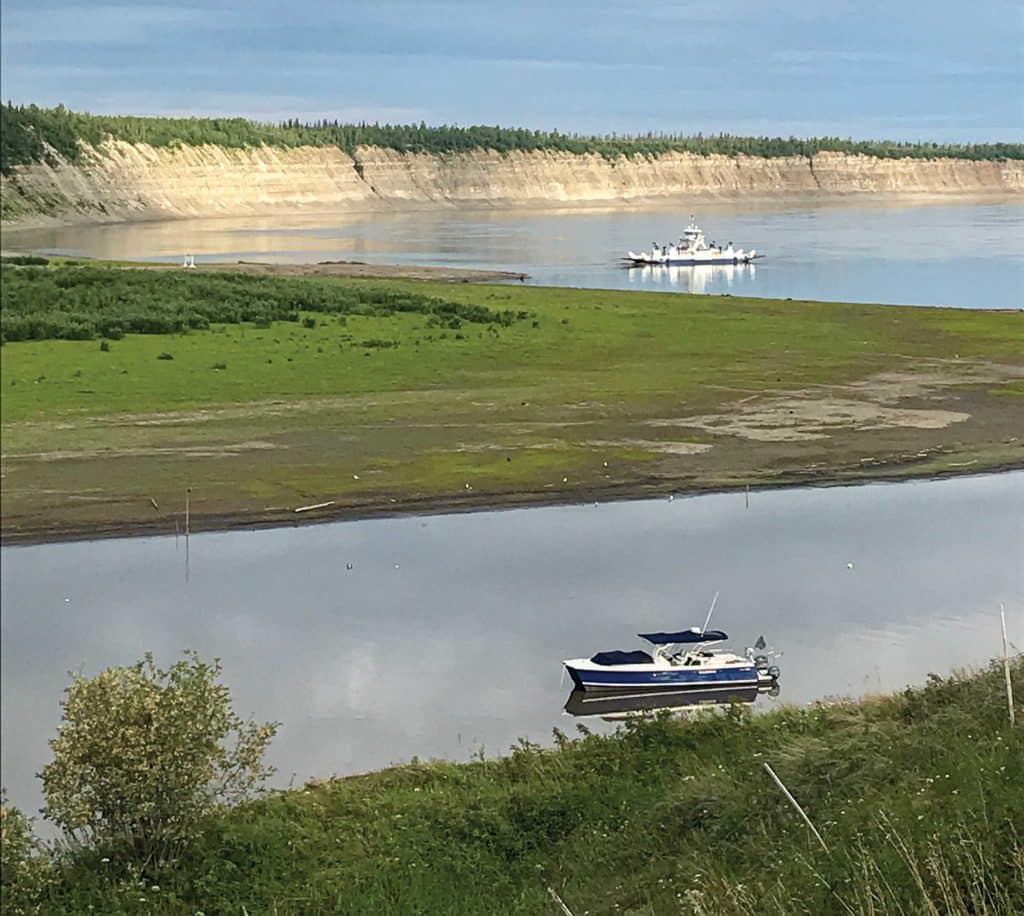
[{"x1": 638, "y1": 629, "x2": 728, "y2": 645}]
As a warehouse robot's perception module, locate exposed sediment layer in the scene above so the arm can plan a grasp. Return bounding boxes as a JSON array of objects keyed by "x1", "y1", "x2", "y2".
[{"x1": 2, "y1": 140, "x2": 1021, "y2": 226}]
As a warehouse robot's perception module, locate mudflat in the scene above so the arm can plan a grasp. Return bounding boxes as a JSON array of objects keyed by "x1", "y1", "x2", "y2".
[{"x1": 2, "y1": 266, "x2": 1021, "y2": 544}]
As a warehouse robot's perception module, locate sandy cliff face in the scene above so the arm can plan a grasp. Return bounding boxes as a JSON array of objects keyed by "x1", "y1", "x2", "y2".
[{"x1": 2, "y1": 140, "x2": 1020, "y2": 225}]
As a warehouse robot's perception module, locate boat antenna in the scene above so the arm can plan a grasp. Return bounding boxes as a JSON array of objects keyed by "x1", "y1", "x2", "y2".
[{"x1": 700, "y1": 591, "x2": 720, "y2": 635}]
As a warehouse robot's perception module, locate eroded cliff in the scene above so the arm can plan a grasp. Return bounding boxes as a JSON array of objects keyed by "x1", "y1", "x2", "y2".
[{"x1": 2, "y1": 140, "x2": 1020, "y2": 225}]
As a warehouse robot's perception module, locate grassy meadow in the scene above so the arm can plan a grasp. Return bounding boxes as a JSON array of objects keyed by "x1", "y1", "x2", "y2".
[
  {"x1": 1, "y1": 262, "x2": 1022, "y2": 538},
  {"x1": 15, "y1": 660, "x2": 1023, "y2": 915}
]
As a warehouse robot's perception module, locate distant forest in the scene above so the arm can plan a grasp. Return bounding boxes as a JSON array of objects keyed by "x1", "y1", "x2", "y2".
[{"x1": 3, "y1": 102, "x2": 1022, "y2": 175}]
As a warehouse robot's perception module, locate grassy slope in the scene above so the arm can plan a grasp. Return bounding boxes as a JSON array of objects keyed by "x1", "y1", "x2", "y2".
[
  {"x1": 2, "y1": 270, "x2": 1023, "y2": 537},
  {"x1": 37, "y1": 661, "x2": 1024, "y2": 915}
]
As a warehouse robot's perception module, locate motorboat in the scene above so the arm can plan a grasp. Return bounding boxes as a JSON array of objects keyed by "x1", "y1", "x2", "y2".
[
  {"x1": 563, "y1": 627, "x2": 780, "y2": 693},
  {"x1": 624, "y1": 217, "x2": 761, "y2": 266}
]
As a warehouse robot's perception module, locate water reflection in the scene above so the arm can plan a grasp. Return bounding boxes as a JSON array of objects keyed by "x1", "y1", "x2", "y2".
[
  {"x1": 4, "y1": 199, "x2": 1021, "y2": 307},
  {"x1": 563, "y1": 683, "x2": 778, "y2": 720},
  {"x1": 625, "y1": 262, "x2": 754, "y2": 294},
  {"x1": 1, "y1": 473, "x2": 1021, "y2": 825}
]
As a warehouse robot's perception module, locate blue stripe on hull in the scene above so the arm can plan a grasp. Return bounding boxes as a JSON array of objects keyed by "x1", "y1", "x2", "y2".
[{"x1": 568, "y1": 665, "x2": 759, "y2": 691}]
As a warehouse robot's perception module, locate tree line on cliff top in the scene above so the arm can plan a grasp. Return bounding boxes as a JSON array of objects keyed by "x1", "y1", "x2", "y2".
[{"x1": 3, "y1": 103, "x2": 1022, "y2": 175}]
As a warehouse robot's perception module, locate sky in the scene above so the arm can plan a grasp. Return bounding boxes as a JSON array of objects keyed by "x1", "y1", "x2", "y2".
[{"x1": 2, "y1": 0, "x2": 1022, "y2": 141}]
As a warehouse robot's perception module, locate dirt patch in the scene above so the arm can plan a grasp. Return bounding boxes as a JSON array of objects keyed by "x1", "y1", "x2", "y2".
[
  {"x1": 7, "y1": 441, "x2": 281, "y2": 462},
  {"x1": 174, "y1": 260, "x2": 529, "y2": 283},
  {"x1": 587, "y1": 438, "x2": 713, "y2": 456},
  {"x1": 649, "y1": 361, "x2": 1020, "y2": 443}
]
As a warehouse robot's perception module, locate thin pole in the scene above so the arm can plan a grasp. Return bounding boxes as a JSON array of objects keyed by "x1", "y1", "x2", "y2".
[
  {"x1": 763, "y1": 762, "x2": 829, "y2": 853},
  {"x1": 1001, "y1": 603, "x2": 1015, "y2": 727},
  {"x1": 546, "y1": 887, "x2": 575, "y2": 916},
  {"x1": 185, "y1": 487, "x2": 191, "y2": 584},
  {"x1": 701, "y1": 591, "x2": 720, "y2": 635},
  {"x1": 745, "y1": 484, "x2": 749, "y2": 509}
]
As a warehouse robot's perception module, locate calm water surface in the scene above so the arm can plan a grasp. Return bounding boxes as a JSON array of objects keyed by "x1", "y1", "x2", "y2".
[
  {"x1": 7, "y1": 199, "x2": 1022, "y2": 308},
  {"x1": 2, "y1": 472, "x2": 1022, "y2": 821}
]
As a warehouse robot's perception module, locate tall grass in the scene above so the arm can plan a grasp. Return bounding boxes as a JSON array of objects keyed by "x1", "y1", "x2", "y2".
[{"x1": 12, "y1": 659, "x2": 1021, "y2": 915}]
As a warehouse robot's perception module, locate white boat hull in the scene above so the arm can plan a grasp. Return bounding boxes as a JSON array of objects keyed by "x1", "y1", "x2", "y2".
[{"x1": 625, "y1": 253, "x2": 760, "y2": 266}]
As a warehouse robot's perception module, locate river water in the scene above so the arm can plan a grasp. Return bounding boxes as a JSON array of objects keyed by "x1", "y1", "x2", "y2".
[
  {"x1": 2, "y1": 473, "x2": 1022, "y2": 821},
  {"x1": 6, "y1": 198, "x2": 1023, "y2": 308}
]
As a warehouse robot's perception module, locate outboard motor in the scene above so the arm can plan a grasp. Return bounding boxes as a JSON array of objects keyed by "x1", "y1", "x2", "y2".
[{"x1": 746, "y1": 635, "x2": 782, "y2": 690}]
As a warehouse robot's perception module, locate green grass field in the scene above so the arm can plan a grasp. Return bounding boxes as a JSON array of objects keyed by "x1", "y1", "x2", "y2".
[
  {"x1": 2, "y1": 265, "x2": 1022, "y2": 540},
  {"x1": 13, "y1": 660, "x2": 1023, "y2": 915},
  {"x1": 3, "y1": 270, "x2": 1022, "y2": 424}
]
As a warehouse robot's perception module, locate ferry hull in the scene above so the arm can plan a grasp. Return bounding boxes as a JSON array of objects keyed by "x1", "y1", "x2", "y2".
[{"x1": 625, "y1": 255, "x2": 760, "y2": 266}]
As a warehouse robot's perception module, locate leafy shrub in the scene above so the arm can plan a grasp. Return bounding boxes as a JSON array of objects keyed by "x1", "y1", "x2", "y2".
[
  {"x1": 0, "y1": 265, "x2": 531, "y2": 342},
  {"x1": 301, "y1": 316, "x2": 317, "y2": 329},
  {"x1": 0, "y1": 255, "x2": 49, "y2": 266},
  {"x1": 40, "y1": 652, "x2": 278, "y2": 871},
  {"x1": 211, "y1": 361, "x2": 227, "y2": 370},
  {"x1": 98, "y1": 339, "x2": 110, "y2": 352},
  {"x1": 0, "y1": 790, "x2": 53, "y2": 915},
  {"x1": 156, "y1": 352, "x2": 173, "y2": 360},
  {"x1": 358, "y1": 338, "x2": 398, "y2": 349}
]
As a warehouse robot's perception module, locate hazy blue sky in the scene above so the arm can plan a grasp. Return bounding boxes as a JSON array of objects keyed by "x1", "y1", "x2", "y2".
[{"x1": 2, "y1": 0, "x2": 1021, "y2": 140}]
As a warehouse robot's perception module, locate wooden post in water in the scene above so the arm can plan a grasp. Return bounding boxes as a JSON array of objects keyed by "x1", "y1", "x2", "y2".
[
  {"x1": 745, "y1": 484, "x2": 749, "y2": 509},
  {"x1": 1001, "y1": 603, "x2": 1015, "y2": 727},
  {"x1": 185, "y1": 487, "x2": 191, "y2": 583},
  {"x1": 763, "y1": 762, "x2": 829, "y2": 853}
]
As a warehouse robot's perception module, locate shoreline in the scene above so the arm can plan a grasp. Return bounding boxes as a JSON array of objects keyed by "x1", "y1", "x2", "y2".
[
  {"x1": 3, "y1": 189, "x2": 1019, "y2": 233},
  {"x1": 4, "y1": 460, "x2": 1021, "y2": 548}
]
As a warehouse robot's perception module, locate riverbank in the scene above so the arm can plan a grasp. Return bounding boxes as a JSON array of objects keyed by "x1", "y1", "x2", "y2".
[
  {"x1": 2, "y1": 265, "x2": 1022, "y2": 545},
  {"x1": 2, "y1": 138, "x2": 1020, "y2": 227},
  {"x1": 17, "y1": 660, "x2": 1023, "y2": 915}
]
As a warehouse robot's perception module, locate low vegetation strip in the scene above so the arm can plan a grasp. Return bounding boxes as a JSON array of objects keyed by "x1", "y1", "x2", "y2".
[
  {"x1": 4, "y1": 660, "x2": 1021, "y2": 914},
  {"x1": 3, "y1": 102, "x2": 1022, "y2": 174},
  {"x1": 0, "y1": 263, "x2": 528, "y2": 343}
]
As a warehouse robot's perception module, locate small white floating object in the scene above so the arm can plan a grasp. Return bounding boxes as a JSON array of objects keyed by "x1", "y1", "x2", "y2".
[
  {"x1": 394, "y1": 564, "x2": 400, "y2": 569},
  {"x1": 563, "y1": 477, "x2": 568, "y2": 483},
  {"x1": 847, "y1": 562, "x2": 854, "y2": 570},
  {"x1": 64, "y1": 597, "x2": 70, "y2": 604},
  {"x1": 603, "y1": 461, "x2": 608, "y2": 467},
  {"x1": 353, "y1": 474, "x2": 360, "y2": 480}
]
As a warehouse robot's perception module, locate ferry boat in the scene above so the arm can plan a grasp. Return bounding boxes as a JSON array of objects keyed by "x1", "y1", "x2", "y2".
[
  {"x1": 563, "y1": 628, "x2": 779, "y2": 693},
  {"x1": 624, "y1": 217, "x2": 760, "y2": 266}
]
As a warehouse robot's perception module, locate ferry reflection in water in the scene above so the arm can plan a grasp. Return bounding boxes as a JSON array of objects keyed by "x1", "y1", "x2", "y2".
[
  {"x1": 626, "y1": 262, "x2": 754, "y2": 295},
  {"x1": 564, "y1": 681, "x2": 780, "y2": 722}
]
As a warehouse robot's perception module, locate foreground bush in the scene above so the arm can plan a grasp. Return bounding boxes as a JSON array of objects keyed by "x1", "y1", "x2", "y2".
[
  {"x1": 0, "y1": 792, "x2": 53, "y2": 916},
  {"x1": 40, "y1": 652, "x2": 277, "y2": 872}
]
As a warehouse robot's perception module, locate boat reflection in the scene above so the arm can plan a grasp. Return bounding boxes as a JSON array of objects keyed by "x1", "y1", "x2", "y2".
[
  {"x1": 564, "y1": 682, "x2": 779, "y2": 721},
  {"x1": 625, "y1": 262, "x2": 754, "y2": 294}
]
